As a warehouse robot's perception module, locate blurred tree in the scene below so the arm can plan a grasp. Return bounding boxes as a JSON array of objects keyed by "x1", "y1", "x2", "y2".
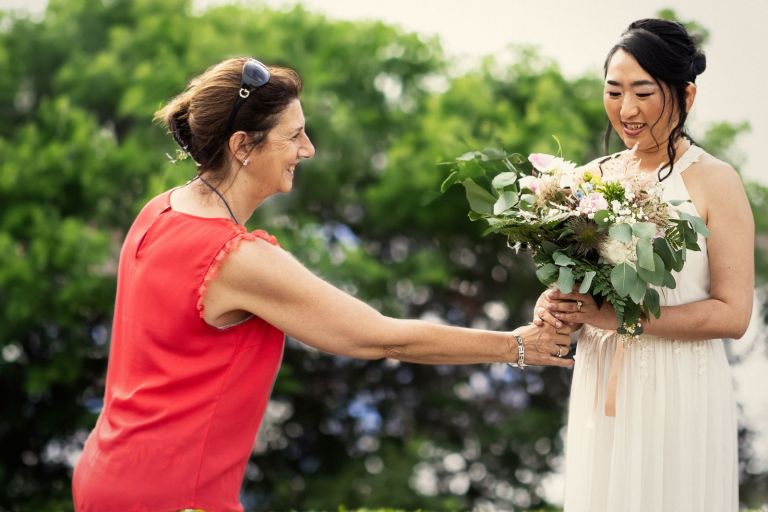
[{"x1": 0, "y1": 1, "x2": 764, "y2": 511}]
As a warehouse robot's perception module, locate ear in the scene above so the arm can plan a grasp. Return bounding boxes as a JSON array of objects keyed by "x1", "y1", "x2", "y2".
[
  {"x1": 227, "y1": 131, "x2": 251, "y2": 163},
  {"x1": 684, "y1": 82, "x2": 697, "y2": 113}
]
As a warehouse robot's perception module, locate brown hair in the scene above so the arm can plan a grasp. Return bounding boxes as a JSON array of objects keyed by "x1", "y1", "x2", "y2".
[{"x1": 154, "y1": 57, "x2": 302, "y2": 176}]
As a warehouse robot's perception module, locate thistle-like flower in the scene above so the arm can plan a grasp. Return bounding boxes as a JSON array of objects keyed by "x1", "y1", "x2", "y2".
[{"x1": 566, "y1": 216, "x2": 607, "y2": 257}]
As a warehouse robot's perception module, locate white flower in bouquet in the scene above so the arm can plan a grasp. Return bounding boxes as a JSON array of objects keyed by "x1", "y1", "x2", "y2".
[{"x1": 599, "y1": 236, "x2": 638, "y2": 266}]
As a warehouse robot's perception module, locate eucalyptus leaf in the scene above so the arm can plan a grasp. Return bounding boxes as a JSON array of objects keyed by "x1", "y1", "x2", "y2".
[
  {"x1": 678, "y1": 211, "x2": 710, "y2": 237},
  {"x1": 520, "y1": 193, "x2": 536, "y2": 206},
  {"x1": 556, "y1": 266, "x2": 575, "y2": 294},
  {"x1": 540, "y1": 241, "x2": 561, "y2": 255},
  {"x1": 653, "y1": 237, "x2": 677, "y2": 270},
  {"x1": 468, "y1": 211, "x2": 484, "y2": 222},
  {"x1": 553, "y1": 251, "x2": 575, "y2": 267},
  {"x1": 631, "y1": 222, "x2": 657, "y2": 239},
  {"x1": 611, "y1": 262, "x2": 637, "y2": 298},
  {"x1": 491, "y1": 172, "x2": 518, "y2": 190},
  {"x1": 481, "y1": 147, "x2": 506, "y2": 160},
  {"x1": 683, "y1": 226, "x2": 699, "y2": 250},
  {"x1": 493, "y1": 191, "x2": 519, "y2": 215},
  {"x1": 629, "y1": 276, "x2": 646, "y2": 304},
  {"x1": 535, "y1": 263, "x2": 558, "y2": 283},
  {"x1": 609, "y1": 223, "x2": 632, "y2": 243},
  {"x1": 636, "y1": 238, "x2": 655, "y2": 271},
  {"x1": 637, "y1": 253, "x2": 666, "y2": 285},
  {"x1": 462, "y1": 179, "x2": 497, "y2": 214},
  {"x1": 457, "y1": 150, "x2": 481, "y2": 161},
  {"x1": 644, "y1": 287, "x2": 661, "y2": 318},
  {"x1": 662, "y1": 272, "x2": 677, "y2": 289},
  {"x1": 579, "y1": 271, "x2": 596, "y2": 293},
  {"x1": 593, "y1": 210, "x2": 612, "y2": 226},
  {"x1": 440, "y1": 170, "x2": 460, "y2": 192}
]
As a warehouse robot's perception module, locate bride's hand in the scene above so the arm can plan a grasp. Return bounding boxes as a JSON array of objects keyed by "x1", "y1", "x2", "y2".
[
  {"x1": 532, "y1": 289, "x2": 582, "y2": 332},
  {"x1": 543, "y1": 289, "x2": 618, "y2": 331}
]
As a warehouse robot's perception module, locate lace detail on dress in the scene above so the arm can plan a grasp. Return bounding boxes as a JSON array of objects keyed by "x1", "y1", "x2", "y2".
[{"x1": 196, "y1": 229, "x2": 280, "y2": 320}]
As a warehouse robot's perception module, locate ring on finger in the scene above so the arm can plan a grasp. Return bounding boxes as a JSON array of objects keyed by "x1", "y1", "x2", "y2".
[
  {"x1": 556, "y1": 346, "x2": 563, "y2": 357},
  {"x1": 576, "y1": 300, "x2": 583, "y2": 312}
]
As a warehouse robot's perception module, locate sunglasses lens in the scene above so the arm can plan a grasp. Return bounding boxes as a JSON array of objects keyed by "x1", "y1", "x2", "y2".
[{"x1": 242, "y1": 59, "x2": 270, "y2": 88}]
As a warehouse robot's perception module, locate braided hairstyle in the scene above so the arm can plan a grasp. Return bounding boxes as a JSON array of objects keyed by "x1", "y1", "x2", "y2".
[{"x1": 603, "y1": 19, "x2": 706, "y2": 180}]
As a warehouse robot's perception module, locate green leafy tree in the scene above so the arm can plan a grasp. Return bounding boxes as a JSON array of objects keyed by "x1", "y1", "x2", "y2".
[{"x1": 0, "y1": 1, "x2": 764, "y2": 510}]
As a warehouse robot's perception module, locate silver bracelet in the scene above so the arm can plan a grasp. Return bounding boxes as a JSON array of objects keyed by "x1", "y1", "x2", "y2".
[{"x1": 507, "y1": 334, "x2": 526, "y2": 369}]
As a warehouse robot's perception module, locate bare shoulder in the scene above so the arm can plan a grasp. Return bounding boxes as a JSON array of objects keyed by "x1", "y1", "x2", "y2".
[
  {"x1": 222, "y1": 234, "x2": 296, "y2": 283},
  {"x1": 685, "y1": 152, "x2": 745, "y2": 193}
]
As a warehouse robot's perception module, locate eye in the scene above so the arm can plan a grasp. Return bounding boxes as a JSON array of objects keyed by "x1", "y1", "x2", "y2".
[
  {"x1": 637, "y1": 92, "x2": 654, "y2": 98},
  {"x1": 605, "y1": 91, "x2": 621, "y2": 98}
]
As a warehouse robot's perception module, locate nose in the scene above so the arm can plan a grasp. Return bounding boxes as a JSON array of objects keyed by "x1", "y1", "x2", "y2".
[
  {"x1": 300, "y1": 132, "x2": 315, "y2": 159},
  {"x1": 620, "y1": 95, "x2": 639, "y2": 118}
]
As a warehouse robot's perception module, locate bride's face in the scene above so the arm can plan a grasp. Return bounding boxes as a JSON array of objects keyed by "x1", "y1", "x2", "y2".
[{"x1": 603, "y1": 49, "x2": 678, "y2": 153}]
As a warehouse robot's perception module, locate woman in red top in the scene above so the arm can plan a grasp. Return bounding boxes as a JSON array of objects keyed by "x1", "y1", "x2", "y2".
[{"x1": 72, "y1": 57, "x2": 573, "y2": 512}]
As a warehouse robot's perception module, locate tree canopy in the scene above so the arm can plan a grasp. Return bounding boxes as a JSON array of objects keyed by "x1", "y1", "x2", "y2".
[{"x1": 0, "y1": 1, "x2": 765, "y2": 510}]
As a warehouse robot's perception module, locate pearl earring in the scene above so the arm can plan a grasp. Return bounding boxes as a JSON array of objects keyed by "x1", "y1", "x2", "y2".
[{"x1": 242, "y1": 158, "x2": 250, "y2": 166}]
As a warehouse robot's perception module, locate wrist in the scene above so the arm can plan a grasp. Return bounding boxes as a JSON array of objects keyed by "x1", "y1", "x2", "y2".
[{"x1": 507, "y1": 331, "x2": 526, "y2": 369}]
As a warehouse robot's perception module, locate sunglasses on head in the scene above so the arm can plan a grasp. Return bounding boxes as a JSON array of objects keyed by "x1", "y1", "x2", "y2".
[{"x1": 225, "y1": 58, "x2": 271, "y2": 134}]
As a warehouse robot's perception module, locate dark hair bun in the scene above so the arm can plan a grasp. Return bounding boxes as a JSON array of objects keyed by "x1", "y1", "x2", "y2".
[{"x1": 691, "y1": 53, "x2": 707, "y2": 77}]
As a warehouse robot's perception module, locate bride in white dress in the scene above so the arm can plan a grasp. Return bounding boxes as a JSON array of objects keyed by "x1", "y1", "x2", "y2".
[{"x1": 535, "y1": 19, "x2": 754, "y2": 512}]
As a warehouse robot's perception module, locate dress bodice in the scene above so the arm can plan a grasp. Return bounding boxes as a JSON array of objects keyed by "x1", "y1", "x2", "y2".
[{"x1": 654, "y1": 145, "x2": 710, "y2": 306}]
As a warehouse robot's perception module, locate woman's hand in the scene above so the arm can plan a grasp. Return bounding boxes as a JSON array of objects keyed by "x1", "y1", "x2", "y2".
[
  {"x1": 510, "y1": 322, "x2": 574, "y2": 367},
  {"x1": 532, "y1": 288, "x2": 582, "y2": 332},
  {"x1": 540, "y1": 289, "x2": 618, "y2": 331}
]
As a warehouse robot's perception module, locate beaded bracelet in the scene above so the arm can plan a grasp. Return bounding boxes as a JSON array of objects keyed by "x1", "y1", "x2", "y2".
[{"x1": 507, "y1": 334, "x2": 526, "y2": 369}]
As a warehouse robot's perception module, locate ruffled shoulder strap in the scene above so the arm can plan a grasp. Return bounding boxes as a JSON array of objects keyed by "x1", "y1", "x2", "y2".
[{"x1": 197, "y1": 229, "x2": 280, "y2": 319}]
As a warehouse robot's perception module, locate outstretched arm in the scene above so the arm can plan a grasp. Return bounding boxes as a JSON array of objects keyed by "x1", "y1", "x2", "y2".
[{"x1": 203, "y1": 237, "x2": 574, "y2": 367}]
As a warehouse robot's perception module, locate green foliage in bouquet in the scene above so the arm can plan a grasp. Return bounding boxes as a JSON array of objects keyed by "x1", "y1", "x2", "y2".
[{"x1": 441, "y1": 146, "x2": 709, "y2": 335}]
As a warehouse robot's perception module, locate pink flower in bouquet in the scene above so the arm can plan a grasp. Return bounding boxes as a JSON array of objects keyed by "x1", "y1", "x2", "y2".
[
  {"x1": 578, "y1": 192, "x2": 609, "y2": 216},
  {"x1": 519, "y1": 175, "x2": 543, "y2": 194},
  {"x1": 529, "y1": 153, "x2": 557, "y2": 172}
]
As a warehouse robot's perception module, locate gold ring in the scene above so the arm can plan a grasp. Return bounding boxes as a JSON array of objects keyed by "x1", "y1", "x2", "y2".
[{"x1": 576, "y1": 300, "x2": 583, "y2": 312}]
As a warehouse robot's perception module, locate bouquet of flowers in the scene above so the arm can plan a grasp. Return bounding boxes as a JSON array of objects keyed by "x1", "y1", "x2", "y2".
[{"x1": 441, "y1": 145, "x2": 709, "y2": 336}]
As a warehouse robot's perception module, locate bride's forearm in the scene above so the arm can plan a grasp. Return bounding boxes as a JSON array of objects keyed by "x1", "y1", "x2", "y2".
[{"x1": 639, "y1": 298, "x2": 751, "y2": 341}]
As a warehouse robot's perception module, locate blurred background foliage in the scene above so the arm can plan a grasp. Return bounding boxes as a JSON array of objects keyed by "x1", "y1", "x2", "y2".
[{"x1": 0, "y1": 0, "x2": 765, "y2": 510}]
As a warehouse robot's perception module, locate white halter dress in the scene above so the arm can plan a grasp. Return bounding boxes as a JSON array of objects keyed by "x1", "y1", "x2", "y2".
[{"x1": 563, "y1": 145, "x2": 738, "y2": 512}]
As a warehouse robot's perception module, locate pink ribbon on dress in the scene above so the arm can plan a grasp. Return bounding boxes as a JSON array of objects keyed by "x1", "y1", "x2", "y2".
[{"x1": 592, "y1": 331, "x2": 628, "y2": 418}]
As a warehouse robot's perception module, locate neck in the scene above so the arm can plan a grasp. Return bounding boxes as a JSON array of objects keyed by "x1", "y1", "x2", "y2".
[
  {"x1": 198, "y1": 175, "x2": 240, "y2": 224},
  {"x1": 193, "y1": 173, "x2": 260, "y2": 225},
  {"x1": 632, "y1": 137, "x2": 690, "y2": 172}
]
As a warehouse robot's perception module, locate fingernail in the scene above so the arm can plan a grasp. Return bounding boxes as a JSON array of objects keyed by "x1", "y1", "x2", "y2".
[{"x1": 556, "y1": 322, "x2": 563, "y2": 328}]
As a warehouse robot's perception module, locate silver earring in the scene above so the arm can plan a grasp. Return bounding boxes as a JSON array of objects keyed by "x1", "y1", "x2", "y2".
[{"x1": 242, "y1": 158, "x2": 250, "y2": 166}]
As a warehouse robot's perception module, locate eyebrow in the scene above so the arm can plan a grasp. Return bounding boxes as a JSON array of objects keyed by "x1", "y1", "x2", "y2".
[{"x1": 605, "y1": 79, "x2": 657, "y2": 87}]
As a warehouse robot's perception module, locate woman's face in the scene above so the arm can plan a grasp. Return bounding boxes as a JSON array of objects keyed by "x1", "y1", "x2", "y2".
[
  {"x1": 249, "y1": 99, "x2": 315, "y2": 196},
  {"x1": 603, "y1": 49, "x2": 678, "y2": 154}
]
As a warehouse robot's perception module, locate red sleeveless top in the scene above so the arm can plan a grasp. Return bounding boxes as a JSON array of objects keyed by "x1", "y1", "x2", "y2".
[{"x1": 73, "y1": 190, "x2": 285, "y2": 512}]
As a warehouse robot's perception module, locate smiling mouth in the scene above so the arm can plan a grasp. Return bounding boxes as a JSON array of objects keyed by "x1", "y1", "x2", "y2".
[{"x1": 622, "y1": 122, "x2": 645, "y2": 132}]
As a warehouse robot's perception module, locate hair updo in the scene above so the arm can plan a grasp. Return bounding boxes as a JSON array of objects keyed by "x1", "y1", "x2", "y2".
[
  {"x1": 154, "y1": 57, "x2": 302, "y2": 177},
  {"x1": 603, "y1": 19, "x2": 706, "y2": 179}
]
